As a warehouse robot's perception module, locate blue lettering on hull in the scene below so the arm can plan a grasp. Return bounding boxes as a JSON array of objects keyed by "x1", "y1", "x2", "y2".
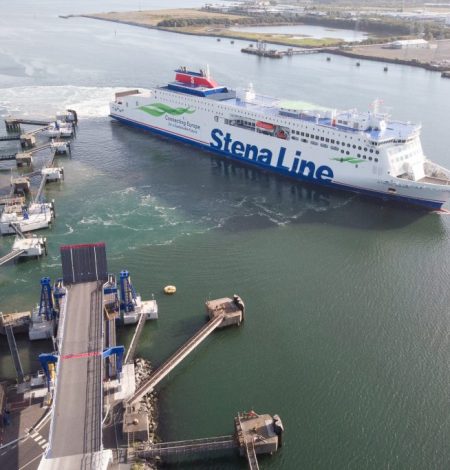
[
  {"x1": 210, "y1": 128, "x2": 334, "y2": 182},
  {"x1": 110, "y1": 115, "x2": 445, "y2": 210}
]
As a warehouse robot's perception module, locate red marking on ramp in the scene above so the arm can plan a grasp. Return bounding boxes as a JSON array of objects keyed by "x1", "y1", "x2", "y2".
[{"x1": 62, "y1": 351, "x2": 102, "y2": 360}]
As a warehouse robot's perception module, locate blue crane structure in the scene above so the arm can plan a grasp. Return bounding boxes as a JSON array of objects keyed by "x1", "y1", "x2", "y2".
[
  {"x1": 39, "y1": 277, "x2": 57, "y2": 321},
  {"x1": 119, "y1": 270, "x2": 138, "y2": 314}
]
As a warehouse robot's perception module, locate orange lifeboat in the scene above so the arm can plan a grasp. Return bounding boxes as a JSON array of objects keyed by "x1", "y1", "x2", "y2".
[{"x1": 256, "y1": 121, "x2": 275, "y2": 131}]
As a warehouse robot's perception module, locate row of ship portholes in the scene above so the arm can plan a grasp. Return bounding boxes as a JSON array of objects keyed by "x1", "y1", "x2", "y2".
[{"x1": 292, "y1": 130, "x2": 380, "y2": 155}]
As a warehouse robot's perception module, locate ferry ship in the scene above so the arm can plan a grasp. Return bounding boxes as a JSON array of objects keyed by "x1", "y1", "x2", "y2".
[{"x1": 110, "y1": 67, "x2": 450, "y2": 210}]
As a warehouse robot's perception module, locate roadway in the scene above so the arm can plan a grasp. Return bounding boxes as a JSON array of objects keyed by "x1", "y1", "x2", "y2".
[
  {"x1": 0, "y1": 419, "x2": 50, "y2": 470},
  {"x1": 48, "y1": 281, "x2": 103, "y2": 459}
]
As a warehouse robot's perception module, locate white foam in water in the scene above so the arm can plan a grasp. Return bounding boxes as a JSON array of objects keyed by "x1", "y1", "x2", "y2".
[{"x1": 0, "y1": 85, "x2": 130, "y2": 118}]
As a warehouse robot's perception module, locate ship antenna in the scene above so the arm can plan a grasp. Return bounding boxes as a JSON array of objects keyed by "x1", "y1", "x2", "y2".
[{"x1": 206, "y1": 64, "x2": 211, "y2": 79}]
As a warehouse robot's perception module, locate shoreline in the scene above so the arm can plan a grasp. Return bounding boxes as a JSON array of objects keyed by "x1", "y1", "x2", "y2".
[
  {"x1": 76, "y1": 14, "x2": 450, "y2": 73},
  {"x1": 77, "y1": 14, "x2": 343, "y2": 48},
  {"x1": 322, "y1": 47, "x2": 450, "y2": 72}
]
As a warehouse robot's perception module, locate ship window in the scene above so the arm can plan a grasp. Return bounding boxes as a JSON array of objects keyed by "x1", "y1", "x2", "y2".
[
  {"x1": 306, "y1": 133, "x2": 310, "y2": 137},
  {"x1": 358, "y1": 146, "x2": 362, "y2": 150},
  {"x1": 353, "y1": 145, "x2": 356, "y2": 149},
  {"x1": 336, "y1": 141, "x2": 340, "y2": 145},
  {"x1": 369, "y1": 157, "x2": 373, "y2": 161},
  {"x1": 357, "y1": 153, "x2": 361, "y2": 158},
  {"x1": 363, "y1": 156, "x2": 366, "y2": 159},
  {"x1": 364, "y1": 147, "x2": 367, "y2": 151},
  {"x1": 341, "y1": 142, "x2": 345, "y2": 146},
  {"x1": 126, "y1": 102, "x2": 128, "y2": 107},
  {"x1": 326, "y1": 138, "x2": 329, "y2": 142},
  {"x1": 346, "y1": 151, "x2": 350, "y2": 155},
  {"x1": 341, "y1": 150, "x2": 344, "y2": 154},
  {"x1": 301, "y1": 138, "x2": 308, "y2": 143},
  {"x1": 376, "y1": 150, "x2": 379, "y2": 155},
  {"x1": 375, "y1": 158, "x2": 378, "y2": 162},
  {"x1": 301, "y1": 132, "x2": 304, "y2": 136},
  {"x1": 320, "y1": 137, "x2": 324, "y2": 141},
  {"x1": 331, "y1": 139, "x2": 335, "y2": 144},
  {"x1": 369, "y1": 149, "x2": 373, "y2": 153},
  {"x1": 315, "y1": 136, "x2": 320, "y2": 140},
  {"x1": 347, "y1": 144, "x2": 351, "y2": 148}
]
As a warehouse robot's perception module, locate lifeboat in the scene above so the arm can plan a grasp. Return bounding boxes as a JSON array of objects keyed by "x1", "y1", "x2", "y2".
[{"x1": 256, "y1": 121, "x2": 275, "y2": 131}]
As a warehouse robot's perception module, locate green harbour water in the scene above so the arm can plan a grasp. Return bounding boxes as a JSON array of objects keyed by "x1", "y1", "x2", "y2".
[{"x1": 0, "y1": 2, "x2": 449, "y2": 468}]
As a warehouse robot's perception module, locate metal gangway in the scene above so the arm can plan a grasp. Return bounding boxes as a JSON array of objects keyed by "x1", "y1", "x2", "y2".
[
  {"x1": 138, "y1": 435, "x2": 236, "y2": 458},
  {"x1": 0, "y1": 248, "x2": 25, "y2": 266},
  {"x1": 0, "y1": 223, "x2": 26, "y2": 265},
  {"x1": 244, "y1": 437, "x2": 260, "y2": 470},
  {"x1": 124, "y1": 311, "x2": 147, "y2": 364},
  {"x1": 9, "y1": 222, "x2": 25, "y2": 238},
  {"x1": 33, "y1": 173, "x2": 48, "y2": 202},
  {"x1": 126, "y1": 313, "x2": 225, "y2": 405},
  {"x1": 5, "y1": 324, "x2": 24, "y2": 383}
]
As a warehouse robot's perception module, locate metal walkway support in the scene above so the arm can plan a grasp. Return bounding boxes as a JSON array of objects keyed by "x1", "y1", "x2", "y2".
[
  {"x1": 9, "y1": 222, "x2": 25, "y2": 239},
  {"x1": 0, "y1": 134, "x2": 20, "y2": 141},
  {"x1": 124, "y1": 312, "x2": 146, "y2": 364},
  {"x1": 0, "y1": 153, "x2": 16, "y2": 161},
  {"x1": 138, "y1": 436, "x2": 236, "y2": 458},
  {"x1": 5, "y1": 325, "x2": 24, "y2": 383},
  {"x1": 126, "y1": 314, "x2": 225, "y2": 405},
  {"x1": 0, "y1": 249, "x2": 25, "y2": 266}
]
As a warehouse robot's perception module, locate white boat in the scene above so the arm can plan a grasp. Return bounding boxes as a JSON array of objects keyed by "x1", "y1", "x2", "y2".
[
  {"x1": 110, "y1": 66, "x2": 450, "y2": 210},
  {"x1": 0, "y1": 202, "x2": 54, "y2": 235}
]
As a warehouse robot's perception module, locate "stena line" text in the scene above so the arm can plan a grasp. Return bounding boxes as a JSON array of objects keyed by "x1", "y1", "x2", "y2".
[{"x1": 209, "y1": 129, "x2": 334, "y2": 181}]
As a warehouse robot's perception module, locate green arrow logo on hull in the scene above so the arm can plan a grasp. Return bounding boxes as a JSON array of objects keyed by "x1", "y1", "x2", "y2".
[
  {"x1": 139, "y1": 103, "x2": 195, "y2": 117},
  {"x1": 331, "y1": 157, "x2": 366, "y2": 165}
]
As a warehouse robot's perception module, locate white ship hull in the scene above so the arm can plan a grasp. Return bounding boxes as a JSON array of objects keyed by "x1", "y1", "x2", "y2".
[{"x1": 110, "y1": 75, "x2": 450, "y2": 210}]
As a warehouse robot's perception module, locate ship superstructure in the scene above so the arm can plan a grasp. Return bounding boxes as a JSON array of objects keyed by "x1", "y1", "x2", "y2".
[{"x1": 110, "y1": 67, "x2": 450, "y2": 210}]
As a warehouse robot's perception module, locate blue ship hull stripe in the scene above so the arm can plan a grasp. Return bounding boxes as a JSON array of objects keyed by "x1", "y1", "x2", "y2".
[{"x1": 110, "y1": 114, "x2": 444, "y2": 210}]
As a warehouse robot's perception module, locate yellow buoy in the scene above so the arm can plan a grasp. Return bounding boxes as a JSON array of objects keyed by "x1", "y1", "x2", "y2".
[{"x1": 164, "y1": 285, "x2": 176, "y2": 295}]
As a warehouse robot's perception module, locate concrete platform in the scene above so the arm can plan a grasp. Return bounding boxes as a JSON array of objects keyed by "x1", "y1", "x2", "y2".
[{"x1": 205, "y1": 295, "x2": 245, "y2": 328}]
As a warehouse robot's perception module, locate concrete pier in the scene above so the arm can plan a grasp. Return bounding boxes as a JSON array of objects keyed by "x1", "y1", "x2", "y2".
[
  {"x1": 137, "y1": 411, "x2": 284, "y2": 469},
  {"x1": 20, "y1": 133, "x2": 36, "y2": 149},
  {"x1": 5, "y1": 118, "x2": 21, "y2": 133},
  {"x1": 15, "y1": 152, "x2": 33, "y2": 167},
  {"x1": 0, "y1": 311, "x2": 31, "y2": 334},
  {"x1": 11, "y1": 176, "x2": 30, "y2": 194},
  {"x1": 206, "y1": 294, "x2": 245, "y2": 327}
]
